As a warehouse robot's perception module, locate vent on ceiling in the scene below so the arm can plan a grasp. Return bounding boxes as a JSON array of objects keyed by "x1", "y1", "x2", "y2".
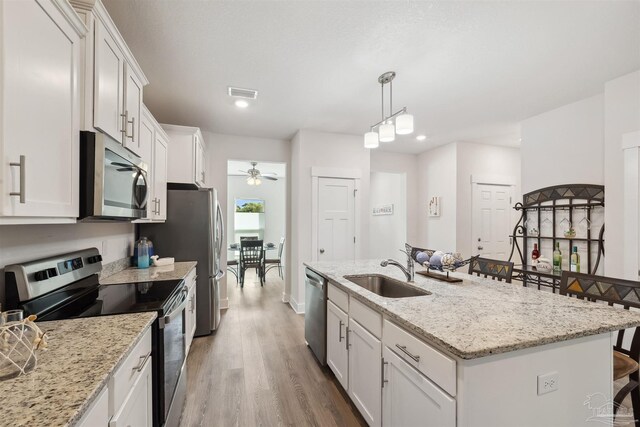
[{"x1": 228, "y1": 86, "x2": 258, "y2": 99}]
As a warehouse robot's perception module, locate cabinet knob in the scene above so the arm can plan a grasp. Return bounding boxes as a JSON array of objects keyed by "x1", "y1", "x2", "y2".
[{"x1": 319, "y1": 249, "x2": 325, "y2": 254}]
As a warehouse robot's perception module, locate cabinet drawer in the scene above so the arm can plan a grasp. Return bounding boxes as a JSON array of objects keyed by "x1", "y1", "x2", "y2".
[
  {"x1": 328, "y1": 282, "x2": 348, "y2": 312},
  {"x1": 350, "y1": 298, "x2": 382, "y2": 339},
  {"x1": 109, "y1": 327, "x2": 152, "y2": 415},
  {"x1": 383, "y1": 319, "x2": 456, "y2": 396}
]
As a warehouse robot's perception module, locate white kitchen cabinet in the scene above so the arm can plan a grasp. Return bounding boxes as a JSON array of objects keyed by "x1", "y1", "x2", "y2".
[
  {"x1": 0, "y1": 0, "x2": 86, "y2": 223},
  {"x1": 77, "y1": 387, "x2": 109, "y2": 427},
  {"x1": 109, "y1": 352, "x2": 153, "y2": 427},
  {"x1": 327, "y1": 301, "x2": 349, "y2": 390},
  {"x1": 382, "y1": 346, "x2": 456, "y2": 427},
  {"x1": 152, "y1": 131, "x2": 169, "y2": 221},
  {"x1": 348, "y1": 319, "x2": 382, "y2": 427},
  {"x1": 185, "y1": 269, "x2": 197, "y2": 353},
  {"x1": 162, "y1": 124, "x2": 207, "y2": 187},
  {"x1": 71, "y1": 0, "x2": 148, "y2": 153}
]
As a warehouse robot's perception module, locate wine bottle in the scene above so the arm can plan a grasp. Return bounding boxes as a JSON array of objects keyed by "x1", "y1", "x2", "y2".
[
  {"x1": 553, "y1": 242, "x2": 562, "y2": 273},
  {"x1": 531, "y1": 243, "x2": 540, "y2": 264},
  {"x1": 570, "y1": 246, "x2": 580, "y2": 273}
]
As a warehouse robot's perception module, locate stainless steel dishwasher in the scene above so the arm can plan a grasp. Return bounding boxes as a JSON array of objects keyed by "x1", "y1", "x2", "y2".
[{"x1": 304, "y1": 268, "x2": 327, "y2": 365}]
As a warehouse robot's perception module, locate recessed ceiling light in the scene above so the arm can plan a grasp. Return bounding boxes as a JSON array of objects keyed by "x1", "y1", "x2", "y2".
[
  {"x1": 416, "y1": 135, "x2": 427, "y2": 141},
  {"x1": 235, "y1": 99, "x2": 249, "y2": 108}
]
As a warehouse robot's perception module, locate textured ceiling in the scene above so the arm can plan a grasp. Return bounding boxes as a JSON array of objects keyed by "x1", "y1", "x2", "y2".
[{"x1": 103, "y1": 0, "x2": 640, "y2": 154}]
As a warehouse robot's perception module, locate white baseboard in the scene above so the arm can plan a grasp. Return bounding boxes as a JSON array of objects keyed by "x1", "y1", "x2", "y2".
[
  {"x1": 288, "y1": 295, "x2": 305, "y2": 314},
  {"x1": 281, "y1": 292, "x2": 290, "y2": 303},
  {"x1": 219, "y1": 298, "x2": 229, "y2": 310}
]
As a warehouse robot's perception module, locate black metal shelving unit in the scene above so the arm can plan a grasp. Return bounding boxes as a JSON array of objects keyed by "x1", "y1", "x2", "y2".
[{"x1": 508, "y1": 184, "x2": 605, "y2": 293}]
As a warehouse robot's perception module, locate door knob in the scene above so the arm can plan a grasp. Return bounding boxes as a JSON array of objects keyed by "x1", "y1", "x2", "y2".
[
  {"x1": 319, "y1": 248, "x2": 325, "y2": 254},
  {"x1": 478, "y1": 246, "x2": 484, "y2": 250}
]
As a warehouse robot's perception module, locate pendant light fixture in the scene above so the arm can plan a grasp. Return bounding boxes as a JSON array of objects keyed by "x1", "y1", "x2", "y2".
[{"x1": 364, "y1": 71, "x2": 414, "y2": 148}]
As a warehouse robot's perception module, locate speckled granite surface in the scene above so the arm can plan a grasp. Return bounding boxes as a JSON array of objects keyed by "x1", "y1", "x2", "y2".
[
  {"x1": 98, "y1": 257, "x2": 131, "y2": 280},
  {"x1": 100, "y1": 261, "x2": 197, "y2": 284},
  {"x1": 305, "y1": 260, "x2": 640, "y2": 360},
  {"x1": 0, "y1": 312, "x2": 156, "y2": 427}
]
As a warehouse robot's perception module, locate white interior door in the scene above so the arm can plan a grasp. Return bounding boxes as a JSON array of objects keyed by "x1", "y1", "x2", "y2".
[
  {"x1": 471, "y1": 183, "x2": 512, "y2": 260},
  {"x1": 317, "y1": 177, "x2": 355, "y2": 261}
]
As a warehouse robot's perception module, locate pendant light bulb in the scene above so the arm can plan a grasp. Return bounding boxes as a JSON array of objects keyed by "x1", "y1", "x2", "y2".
[
  {"x1": 379, "y1": 123, "x2": 395, "y2": 142},
  {"x1": 364, "y1": 131, "x2": 379, "y2": 149},
  {"x1": 395, "y1": 113, "x2": 414, "y2": 135}
]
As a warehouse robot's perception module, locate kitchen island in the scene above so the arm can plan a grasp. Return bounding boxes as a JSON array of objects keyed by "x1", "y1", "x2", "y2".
[
  {"x1": 0, "y1": 312, "x2": 156, "y2": 427},
  {"x1": 305, "y1": 260, "x2": 640, "y2": 427}
]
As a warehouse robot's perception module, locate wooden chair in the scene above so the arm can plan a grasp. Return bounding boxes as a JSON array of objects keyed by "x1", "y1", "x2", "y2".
[
  {"x1": 560, "y1": 271, "x2": 640, "y2": 426},
  {"x1": 227, "y1": 259, "x2": 239, "y2": 284},
  {"x1": 264, "y1": 237, "x2": 285, "y2": 279},
  {"x1": 468, "y1": 257, "x2": 514, "y2": 283},
  {"x1": 240, "y1": 239, "x2": 264, "y2": 287},
  {"x1": 240, "y1": 236, "x2": 259, "y2": 241}
]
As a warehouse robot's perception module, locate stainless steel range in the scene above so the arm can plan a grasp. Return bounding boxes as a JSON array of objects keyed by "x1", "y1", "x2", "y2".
[{"x1": 4, "y1": 248, "x2": 188, "y2": 427}]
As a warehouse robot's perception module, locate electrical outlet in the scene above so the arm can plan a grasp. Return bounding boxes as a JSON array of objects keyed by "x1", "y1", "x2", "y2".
[{"x1": 537, "y1": 371, "x2": 559, "y2": 395}]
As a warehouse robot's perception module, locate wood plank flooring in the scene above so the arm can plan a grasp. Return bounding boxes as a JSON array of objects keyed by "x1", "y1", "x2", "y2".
[{"x1": 181, "y1": 271, "x2": 366, "y2": 427}]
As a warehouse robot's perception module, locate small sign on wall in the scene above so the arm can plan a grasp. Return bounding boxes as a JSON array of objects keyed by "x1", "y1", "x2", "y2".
[
  {"x1": 428, "y1": 196, "x2": 441, "y2": 217},
  {"x1": 373, "y1": 204, "x2": 394, "y2": 216}
]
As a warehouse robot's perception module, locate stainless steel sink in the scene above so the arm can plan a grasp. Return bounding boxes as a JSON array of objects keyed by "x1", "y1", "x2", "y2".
[{"x1": 343, "y1": 274, "x2": 431, "y2": 298}]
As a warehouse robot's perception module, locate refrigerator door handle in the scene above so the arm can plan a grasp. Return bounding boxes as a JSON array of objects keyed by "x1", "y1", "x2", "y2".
[{"x1": 215, "y1": 269, "x2": 225, "y2": 281}]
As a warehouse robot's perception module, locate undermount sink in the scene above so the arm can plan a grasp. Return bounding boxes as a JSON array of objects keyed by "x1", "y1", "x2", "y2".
[{"x1": 343, "y1": 274, "x2": 431, "y2": 298}]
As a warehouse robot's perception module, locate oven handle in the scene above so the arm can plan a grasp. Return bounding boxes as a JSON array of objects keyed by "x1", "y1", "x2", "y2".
[{"x1": 159, "y1": 287, "x2": 189, "y2": 328}]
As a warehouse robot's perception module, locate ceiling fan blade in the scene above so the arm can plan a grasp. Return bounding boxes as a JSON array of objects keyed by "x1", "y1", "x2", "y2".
[
  {"x1": 261, "y1": 173, "x2": 278, "y2": 176},
  {"x1": 263, "y1": 176, "x2": 278, "y2": 181},
  {"x1": 238, "y1": 170, "x2": 250, "y2": 175}
]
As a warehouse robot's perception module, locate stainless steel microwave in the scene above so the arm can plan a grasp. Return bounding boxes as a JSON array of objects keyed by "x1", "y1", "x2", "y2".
[{"x1": 79, "y1": 131, "x2": 149, "y2": 220}]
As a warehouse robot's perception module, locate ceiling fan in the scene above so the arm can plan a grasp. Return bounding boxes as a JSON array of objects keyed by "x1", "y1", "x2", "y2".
[{"x1": 239, "y1": 161, "x2": 278, "y2": 185}]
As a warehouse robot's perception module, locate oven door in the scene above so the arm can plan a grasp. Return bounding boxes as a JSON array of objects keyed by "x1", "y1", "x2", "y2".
[
  {"x1": 158, "y1": 286, "x2": 188, "y2": 425},
  {"x1": 80, "y1": 131, "x2": 149, "y2": 220}
]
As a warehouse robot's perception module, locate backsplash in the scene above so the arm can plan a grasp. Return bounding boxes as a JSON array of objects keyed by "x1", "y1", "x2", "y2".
[{"x1": 100, "y1": 257, "x2": 132, "y2": 280}]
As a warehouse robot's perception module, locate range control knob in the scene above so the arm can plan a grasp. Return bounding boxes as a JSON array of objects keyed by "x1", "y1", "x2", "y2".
[
  {"x1": 34, "y1": 268, "x2": 58, "y2": 281},
  {"x1": 87, "y1": 255, "x2": 103, "y2": 264}
]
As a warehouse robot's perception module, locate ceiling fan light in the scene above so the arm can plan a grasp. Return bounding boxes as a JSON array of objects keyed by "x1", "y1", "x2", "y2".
[
  {"x1": 247, "y1": 176, "x2": 255, "y2": 185},
  {"x1": 395, "y1": 113, "x2": 414, "y2": 135},
  {"x1": 255, "y1": 177, "x2": 262, "y2": 186},
  {"x1": 364, "y1": 131, "x2": 379, "y2": 149},
  {"x1": 379, "y1": 123, "x2": 395, "y2": 142}
]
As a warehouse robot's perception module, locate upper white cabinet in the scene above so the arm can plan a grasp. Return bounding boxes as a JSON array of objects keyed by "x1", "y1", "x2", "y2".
[
  {"x1": 0, "y1": 0, "x2": 87, "y2": 223},
  {"x1": 71, "y1": 0, "x2": 148, "y2": 156},
  {"x1": 136, "y1": 105, "x2": 168, "y2": 222},
  {"x1": 162, "y1": 124, "x2": 207, "y2": 187}
]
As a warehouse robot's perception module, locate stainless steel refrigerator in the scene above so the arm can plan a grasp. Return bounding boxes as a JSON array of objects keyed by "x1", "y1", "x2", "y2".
[{"x1": 140, "y1": 187, "x2": 224, "y2": 335}]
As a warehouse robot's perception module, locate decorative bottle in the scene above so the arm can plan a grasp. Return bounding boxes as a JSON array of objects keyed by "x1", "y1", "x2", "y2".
[
  {"x1": 553, "y1": 242, "x2": 562, "y2": 274},
  {"x1": 531, "y1": 243, "x2": 540, "y2": 264},
  {"x1": 570, "y1": 246, "x2": 580, "y2": 273},
  {"x1": 137, "y1": 237, "x2": 150, "y2": 269}
]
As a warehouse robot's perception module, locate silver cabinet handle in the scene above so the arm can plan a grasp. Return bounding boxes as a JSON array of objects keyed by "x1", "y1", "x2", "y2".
[
  {"x1": 395, "y1": 344, "x2": 420, "y2": 362},
  {"x1": 345, "y1": 327, "x2": 351, "y2": 350},
  {"x1": 120, "y1": 111, "x2": 128, "y2": 136},
  {"x1": 132, "y1": 351, "x2": 151, "y2": 372},
  {"x1": 157, "y1": 198, "x2": 161, "y2": 215},
  {"x1": 319, "y1": 249, "x2": 325, "y2": 254},
  {"x1": 338, "y1": 320, "x2": 344, "y2": 342},
  {"x1": 127, "y1": 116, "x2": 135, "y2": 140},
  {"x1": 477, "y1": 246, "x2": 484, "y2": 250},
  {"x1": 381, "y1": 358, "x2": 388, "y2": 388},
  {"x1": 9, "y1": 155, "x2": 25, "y2": 203}
]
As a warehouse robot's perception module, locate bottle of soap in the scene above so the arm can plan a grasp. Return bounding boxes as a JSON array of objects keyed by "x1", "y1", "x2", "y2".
[
  {"x1": 553, "y1": 242, "x2": 562, "y2": 274},
  {"x1": 570, "y1": 246, "x2": 580, "y2": 273},
  {"x1": 531, "y1": 243, "x2": 540, "y2": 265},
  {"x1": 137, "y1": 237, "x2": 150, "y2": 269}
]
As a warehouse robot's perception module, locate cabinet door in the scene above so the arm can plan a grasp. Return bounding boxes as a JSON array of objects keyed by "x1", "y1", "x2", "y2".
[
  {"x1": 186, "y1": 284, "x2": 197, "y2": 352},
  {"x1": 348, "y1": 319, "x2": 382, "y2": 427},
  {"x1": 194, "y1": 135, "x2": 205, "y2": 187},
  {"x1": 139, "y1": 114, "x2": 155, "y2": 220},
  {"x1": 123, "y1": 64, "x2": 143, "y2": 156},
  {"x1": 109, "y1": 355, "x2": 153, "y2": 427},
  {"x1": 327, "y1": 301, "x2": 349, "y2": 390},
  {"x1": 153, "y1": 132, "x2": 168, "y2": 221},
  {"x1": 1, "y1": 0, "x2": 81, "y2": 218},
  {"x1": 382, "y1": 346, "x2": 455, "y2": 427},
  {"x1": 94, "y1": 18, "x2": 125, "y2": 143},
  {"x1": 77, "y1": 387, "x2": 108, "y2": 427}
]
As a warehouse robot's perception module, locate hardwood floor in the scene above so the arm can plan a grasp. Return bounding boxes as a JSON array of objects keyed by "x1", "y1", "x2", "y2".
[{"x1": 181, "y1": 271, "x2": 366, "y2": 427}]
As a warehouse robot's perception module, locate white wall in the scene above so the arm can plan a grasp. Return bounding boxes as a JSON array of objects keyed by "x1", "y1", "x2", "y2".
[
  {"x1": 604, "y1": 70, "x2": 640, "y2": 276},
  {"x1": 417, "y1": 143, "x2": 457, "y2": 250},
  {"x1": 227, "y1": 174, "x2": 286, "y2": 262},
  {"x1": 369, "y1": 172, "x2": 407, "y2": 260},
  {"x1": 521, "y1": 94, "x2": 604, "y2": 193},
  {"x1": 204, "y1": 132, "x2": 291, "y2": 308},
  {"x1": 370, "y1": 150, "x2": 419, "y2": 245},
  {"x1": 0, "y1": 223, "x2": 134, "y2": 305},
  {"x1": 290, "y1": 130, "x2": 370, "y2": 313},
  {"x1": 456, "y1": 142, "x2": 521, "y2": 258}
]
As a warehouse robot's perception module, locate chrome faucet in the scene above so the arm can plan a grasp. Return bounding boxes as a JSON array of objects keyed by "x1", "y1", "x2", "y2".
[{"x1": 381, "y1": 247, "x2": 415, "y2": 282}]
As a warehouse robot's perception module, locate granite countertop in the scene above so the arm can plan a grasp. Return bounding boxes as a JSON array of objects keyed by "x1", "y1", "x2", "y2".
[
  {"x1": 100, "y1": 261, "x2": 198, "y2": 284},
  {"x1": 0, "y1": 312, "x2": 157, "y2": 427},
  {"x1": 305, "y1": 260, "x2": 640, "y2": 360}
]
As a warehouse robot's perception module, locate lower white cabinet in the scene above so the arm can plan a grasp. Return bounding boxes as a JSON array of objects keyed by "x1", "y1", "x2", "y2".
[
  {"x1": 382, "y1": 346, "x2": 456, "y2": 427},
  {"x1": 348, "y1": 319, "x2": 382, "y2": 427},
  {"x1": 327, "y1": 300, "x2": 349, "y2": 389},
  {"x1": 185, "y1": 269, "x2": 197, "y2": 353},
  {"x1": 77, "y1": 387, "x2": 109, "y2": 427},
  {"x1": 109, "y1": 353, "x2": 153, "y2": 427}
]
